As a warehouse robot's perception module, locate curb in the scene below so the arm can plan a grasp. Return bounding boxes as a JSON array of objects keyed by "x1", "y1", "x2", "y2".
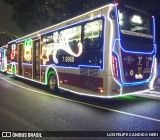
[{"x1": 135, "y1": 89, "x2": 160, "y2": 100}]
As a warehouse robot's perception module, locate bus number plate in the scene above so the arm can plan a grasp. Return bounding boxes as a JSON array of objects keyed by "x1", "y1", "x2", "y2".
[{"x1": 62, "y1": 56, "x2": 75, "y2": 63}]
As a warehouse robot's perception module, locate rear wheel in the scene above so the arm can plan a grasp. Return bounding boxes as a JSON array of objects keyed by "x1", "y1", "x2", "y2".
[{"x1": 48, "y1": 74, "x2": 58, "y2": 93}]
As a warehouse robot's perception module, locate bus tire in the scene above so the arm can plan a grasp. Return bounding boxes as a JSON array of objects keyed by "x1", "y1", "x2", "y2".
[{"x1": 48, "y1": 73, "x2": 59, "y2": 93}]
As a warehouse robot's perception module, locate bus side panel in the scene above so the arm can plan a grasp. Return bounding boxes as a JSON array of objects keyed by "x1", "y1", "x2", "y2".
[{"x1": 58, "y1": 72, "x2": 103, "y2": 95}]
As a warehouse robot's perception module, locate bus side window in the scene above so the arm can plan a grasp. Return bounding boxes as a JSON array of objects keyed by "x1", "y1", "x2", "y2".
[
  {"x1": 84, "y1": 19, "x2": 103, "y2": 50},
  {"x1": 92, "y1": 37, "x2": 102, "y2": 49},
  {"x1": 84, "y1": 38, "x2": 91, "y2": 49},
  {"x1": 70, "y1": 40, "x2": 79, "y2": 54}
]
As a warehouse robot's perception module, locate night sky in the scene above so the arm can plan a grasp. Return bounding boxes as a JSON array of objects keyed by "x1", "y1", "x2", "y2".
[
  {"x1": 0, "y1": 0, "x2": 23, "y2": 36},
  {"x1": 0, "y1": 0, "x2": 160, "y2": 45}
]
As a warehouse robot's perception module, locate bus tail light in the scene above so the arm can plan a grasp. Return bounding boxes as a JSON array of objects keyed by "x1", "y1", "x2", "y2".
[
  {"x1": 98, "y1": 87, "x2": 103, "y2": 93},
  {"x1": 115, "y1": 2, "x2": 119, "y2": 6},
  {"x1": 100, "y1": 89, "x2": 104, "y2": 93},
  {"x1": 112, "y1": 89, "x2": 119, "y2": 93},
  {"x1": 112, "y1": 55, "x2": 119, "y2": 78}
]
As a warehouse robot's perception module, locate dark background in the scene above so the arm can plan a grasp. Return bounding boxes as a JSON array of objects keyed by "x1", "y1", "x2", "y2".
[{"x1": 1, "y1": 0, "x2": 160, "y2": 55}]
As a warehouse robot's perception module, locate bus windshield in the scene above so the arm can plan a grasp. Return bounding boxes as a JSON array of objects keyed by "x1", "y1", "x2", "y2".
[{"x1": 118, "y1": 6, "x2": 153, "y2": 38}]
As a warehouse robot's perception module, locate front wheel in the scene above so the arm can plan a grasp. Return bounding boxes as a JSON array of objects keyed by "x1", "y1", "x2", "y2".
[{"x1": 48, "y1": 74, "x2": 59, "y2": 93}]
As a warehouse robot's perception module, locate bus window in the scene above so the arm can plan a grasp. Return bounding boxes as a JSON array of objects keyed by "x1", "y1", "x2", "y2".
[
  {"x1": 118, "y1": 9, "x2": 152, "y2": 35},
  {"x1": 42, "y1": 33, "x2": 53, "y2": 44},
  {"x1": 59, "y1": 25, "x2": 82, "y2": 55},
  {"x1": 84, "y1": 19, "x2": 103, "y2": 50},
  {"x1": 118, "y1": 7, "x2": 153, "y2": 52}
]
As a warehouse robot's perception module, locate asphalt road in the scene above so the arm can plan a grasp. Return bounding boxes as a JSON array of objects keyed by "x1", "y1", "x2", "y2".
[{"x1": 0, "y1": 72, "x2": 160, "y2": 139}]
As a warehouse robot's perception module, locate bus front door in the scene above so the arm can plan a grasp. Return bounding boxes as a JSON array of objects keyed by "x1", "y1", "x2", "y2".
[{"x1": 33, "y1": 39, "x2": 40, "y2": 81}]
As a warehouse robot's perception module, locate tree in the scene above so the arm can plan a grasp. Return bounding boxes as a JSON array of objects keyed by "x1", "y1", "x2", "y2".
[
  {"x1": 4, "y1": 0, "x2": 160, "y2": 35},
  {"x1": 3, "y1": 0, "x2": 110, "y2": 34}
]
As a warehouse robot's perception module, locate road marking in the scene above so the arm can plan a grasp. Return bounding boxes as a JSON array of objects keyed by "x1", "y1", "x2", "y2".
[{"x1": 1, "y1": 76, "x2": 160, "y2": 123}]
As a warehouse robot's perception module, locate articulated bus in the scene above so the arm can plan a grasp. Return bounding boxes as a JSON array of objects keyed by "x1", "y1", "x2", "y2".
[{"x1": 0, "y1": 2, "x2": 157, "y2": 98}]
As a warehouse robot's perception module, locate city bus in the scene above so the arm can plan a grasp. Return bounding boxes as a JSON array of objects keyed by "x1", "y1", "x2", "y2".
[{"x1": 0, "y1": 2, "x2": 157, "y2": 98}]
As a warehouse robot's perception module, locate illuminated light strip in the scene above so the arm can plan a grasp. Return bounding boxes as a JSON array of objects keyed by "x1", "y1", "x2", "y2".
[
  {"x1": 0, "y1": 76, "x2": 160, "y2": 123},
  {"x1": 120, "y1": 42, "x2": 154, "y2": 54},
  {"x1": 78, "y1": 65, "x2": 101, "y2": 69},
  {"x1": 0, "y1": 72, "x2": 146, "y2": 98},
  {"x1": 60, "y1": 86, "x2": 156, "y2": 98},
  {"x1": 41, "y1": 65, "x2": 102, "y2": 69},
  {"x1": 7, "y1": 62, "x2": 17, "y2": 75},
  {"x1": 0, "y1": 44, "x2": 7, "y2": 48},
  {"x1": 0, "y1": 70, "x2": 6, "y2": 72},
  {"x1": 108, "y1": 5, "x2": 122, "y2": 95},
  {"x1": 24, "y1": 39, "x2": 33, "y2": 61},
  {"x1": 111, "y1": 52, "x2": 122, "y2": 95},
  {"x1": 40, "y1": 15, "x2": 104, "y2": 66},
  {"x1": 7, "y1": 71, "x2": 12, "y2": 75},
  {"x1": 9, "y1": 35, "x2": 37, "y2": 44},
  {"x1": 12, "y1": 62, "x2": 17, "y2": 74},
  {"x1": 113, "y1": 5, "x2": 156, "y2": 86},
  {"x1": 115, "y1": 58, "x2": 118, "y2": 70},
  {"x1": 112, "y1": 56, "x2": 119, "y2": 77},
  {"x1": 59, "y1": 86, "x2": 125, "y2": 98},
  {"x1": 40, "y1": 64, "x2": 103, "y2": 71},
  {"x1": 40, "y1": 46, "x2": 49, "y2": 65},
  {"x1": 40, "y1": 16, "x2": 103, "y2": 37},
  {"x1": 112, "y1": 57, "x2": 115, "y2": 72},
  {"x1": 113, "y1": 50, "x2": 152, "y2": 86},
  {"x1": 10, "y1": 44, "x2": 17, "y2": 60},
  {"x1": 41, "y1": 12, "x2": 106, "y2": 70},
  {"x1": 23, "y1": 63, "x2": 32, "y2": 66},
  {"x1": 6, "y1": 4, "x2": 155, "y2": 93},
  {"x1": 115, "y1": 48, "x2": 155, "y2": 86},
  {"x1": 112, "y1": 39, "x2": 156, "y2": 83},
  {"x1": 14, "y1": 15, "x2": 105, "y2": 70},
  {"x1": 7, "y1": 63, "x2": 12, "y2": 66},
  {"x1": 102, "y1": 15, "x2": 106, "y2": 71},
  {"x1": 113, "y1": 39, "x2": 154, "y2": 54},
  {"x1": 8, "y1": 4, "x2": 114, "y2": 44},
  {"x1": 152, "y1": 16, "x2": 156, "y2": 44},
  {"x1": 7, "y1": 62, "x2": 18, "y2": 66},
  {"x1": 1, "y1": 49, "x2": 7, "y2": 72},
  {"x1": 9, "y1": 16, "x2": 106, "y2": 70},
  {"x1": 16, "y1": 75, "x2": 46, "y2": 85},
  {"x1": 107, "y1": 6, "x2": 114, "y2": 54},
  {"x1": 40, "y1": 36, "x2": 83, "y2": 65},
  {"x1": 147, "y1": 91, "x2": 160, "y2": 94},
  {"x1": 149, "y1": 58, "x2": 157, "y2": 89},
  {"x1": 0, "y1": 69, "x2": 155, "y2": 98},
  {"x1": 115, "y1": 5, "x2": 156, "y2": 54}
]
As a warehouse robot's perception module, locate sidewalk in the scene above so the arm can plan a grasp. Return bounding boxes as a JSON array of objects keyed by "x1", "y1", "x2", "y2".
[{"x1": 135, "y1": 86, "x2": 160, "y2": 100}]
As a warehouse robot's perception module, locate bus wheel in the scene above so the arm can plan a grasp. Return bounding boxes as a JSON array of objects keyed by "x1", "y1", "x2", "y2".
[{"x1": 48, "y1": 74, "x2": 58, "y2": 93}]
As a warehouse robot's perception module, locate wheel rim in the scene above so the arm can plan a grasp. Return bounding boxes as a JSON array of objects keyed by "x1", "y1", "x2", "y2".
[{"x1": 49, "y1": 75, "x2": 56, "y2": 90}]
